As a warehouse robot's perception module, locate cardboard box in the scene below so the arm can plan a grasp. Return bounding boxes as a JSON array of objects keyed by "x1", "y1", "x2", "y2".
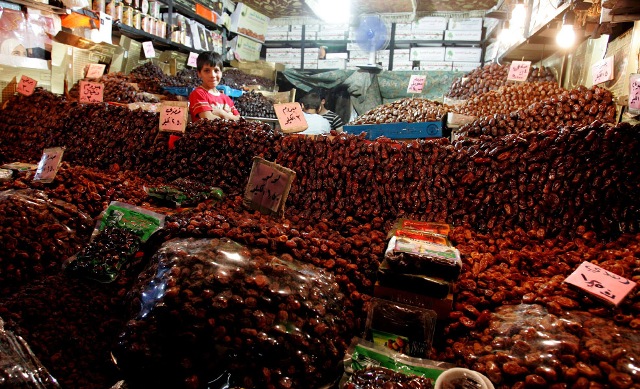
[
  {"x1": 267, "y1": 25, "x2": 289, "y2": 32},
  {"x1": 303, "y1": 60, "x2": 318, "y2": 69},
  {"x1": 343, "y1": 119, "x2": 444, "y2": 140},
  {"x1": 447, "y1": 17, "x2": 483, "y2": 31},
  {"x1": 317, "y1": 58, "x2": 346, "y2": 69},
  {"x1": 392, "y1": 65, "x2": 414, "y2": 71},
  {"x1": 420, "y1": 61, "x2": 452, "y2": 71},
  {"x1": 320, "y1": 23, "x2": 348, "y2": 31},
  {"x1": 304, "y1": 31, "x2": 317, "y2": 41},
  {"x1": 412, "y1": 31, "x2": 443, "y2": 41},
  {"x1": 233, "y1": 35, "x2": 262, "y2": 61},
  {"x1": 444, "y1": 47, "x2": 482, "y2": 62},
  {"x1": 305, "y1": 24, "x2": 320, "y2": 32},
  {"x1": 452, "y1": 62, "x2": 481, "y2": 72},
  {"x1": 394, "y1": 31, "x2": 413, "y2": 41},
  {"x1": 325, "y1": 52, "x2": 348, "y2": 59},
  {"x1": 290, "y1": 24, "x2": 303, "y2": 31},
  {"x1": 444, "y1": 29, "x2": 482, "y2": 41},
  {"x1": 265, "y1": 32, "x2": 288, "y2": 41},
  {"x1": 374, "y1": 282, "x2": 453, "y2": 320},
  {"x1": 410, "y1": 47, "x2": 445, "y2": 61},
  {"x1": 317, "y1": 30, "x2": 346, "y2": 40},
  {"x1": 287, "y1": 30, "x2": 302, "y2": 40},
  {"x1": 229, "y1": 2, "x2": 270, "y2": 43},
  {"x1": 414, "y1": 16, "x2": 448, "y2": 31},
  {"x1": 230, "y1": 59, "x2": 284, "y2": 81},
  {"x1": 484, "y1": 42, "x2": 498, "y2": 62},
  {"x1": 395, "y1": 23, "x2": 412, "y2": 33}
]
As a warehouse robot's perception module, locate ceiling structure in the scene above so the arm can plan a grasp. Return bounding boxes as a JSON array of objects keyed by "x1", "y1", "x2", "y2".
[{"x1": 237, "y1": 0, "x2": 501, "y2": 20}]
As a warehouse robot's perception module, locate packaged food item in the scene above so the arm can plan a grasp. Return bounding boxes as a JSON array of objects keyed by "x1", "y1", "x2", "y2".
[
  {"x1": 0, "y1": 317, "x2": 60, "y2": 388},
  {"x1": 114, "y1": 237, "x2": 353, "y2": 388},
  {"x1": 340, "y1": 338, "x2": 452, "y2": 388},
  {"x1": 365, "y1": 298, "x2": 437, "y2": 358},
  {"x1": 144, "y1": 178, "x2": 224, "y2": 207},
  {"x1": 394, "y1": 228, "x2": 451, "y2": 246},
  {"x1": 65, "y1": 201, "x2": 165, "y2": 282},
  {"x1": 388, "y1": 219, "x2": 453, "y2": 238},
  {"x1": 377, "y1": 259, "x2": 451, "y2": 298},
  {"x1": 385, "y1": 236, "x2": 462, "y2": 280}
]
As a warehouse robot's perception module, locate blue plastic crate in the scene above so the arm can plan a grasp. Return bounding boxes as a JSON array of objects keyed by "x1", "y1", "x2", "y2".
[
  {"x1": 343, "y1": 119, "x2": 443, "y2": 140},
  {"x1": 161, "y1": 86, "x2": 194, "y2": 97}
]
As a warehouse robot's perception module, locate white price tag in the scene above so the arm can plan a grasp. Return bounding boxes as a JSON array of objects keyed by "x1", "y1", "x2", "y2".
[
  {"x1": 187, "y1": 52, "x2": 199, "y2": 67},
  {"x1": 85, "y1": 64, "x2": 106, "y2": 79},
  {"x1": 34, "y1": 147, "x2": 65, "y2": 183},
  {"x1": 142, "y1": 41, "x2": 156, "y2": 58}
]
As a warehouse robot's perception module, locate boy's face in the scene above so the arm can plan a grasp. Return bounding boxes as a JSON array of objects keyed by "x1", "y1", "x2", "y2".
[{"x1": 198, "y1": 63, "x2": 223, "y2": 90}]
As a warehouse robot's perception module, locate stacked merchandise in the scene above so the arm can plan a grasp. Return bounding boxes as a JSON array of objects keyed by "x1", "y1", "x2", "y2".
[{"x1": 374, "y1": 220, "x2": 460, "y2": 323}]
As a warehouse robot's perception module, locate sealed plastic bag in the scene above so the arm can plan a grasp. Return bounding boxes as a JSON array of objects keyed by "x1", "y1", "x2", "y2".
[
  {"x1": 340, "y1": 338, "x2": 452, "y2": 388},
  {"x1": 65, "y1": 201, "x2": 165, "y2": 283},
  {"x1": 145, "y1": 178, "x2": 224, "y2": 207},
  {"x1": 0, "y1": 317, "x2": 60, "y2": 388},
  {"x1": 115, "y1": 237, "x2": 353, "y2": 388},
  {"x1": 0, "y1": 189, "x2": 91, "y2": 294},
  {"x1": 384, "y1": 236, "x2": 462, "y2": 280}
]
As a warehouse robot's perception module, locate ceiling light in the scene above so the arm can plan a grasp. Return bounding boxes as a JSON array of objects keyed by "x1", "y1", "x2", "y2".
[
  {"x1": 305, "y1": 0, "x2": 351, "y2": 24},
  {"x1": 510, "y1": 0, "x2": 527, "y2": 27},
  {"x1": 556, "y1": 10, "x2": 576, "y2": 49}
]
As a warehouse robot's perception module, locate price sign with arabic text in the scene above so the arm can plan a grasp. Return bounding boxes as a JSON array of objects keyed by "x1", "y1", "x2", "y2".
[
  {"x1": 85, "y1": 63, "x2": 106, "y2": 79},
  {"x1": 274, "y1": 102, "x2": 308, "y2": 133},
  {"x1": 34, "y1": 147, "x2": 65, "y2": 183},
  {"x1": 244, "y1": 157, "x2": 296, "y2": 217},
  {"x1": 407, "y1": 75, "x2": 426, "y2": 94},
  {"x1": 565, "y1": 261, "x2": 636, "y2": 306},
  {"x1": 79, "y1": 81, "x2": 104, "y2": 103},
  {"x1": 629, "y1": 74, "x2": 640, "y2": 114},
  {"x1": 143, "y1": 41, "x2": 156, "y2": 58},
  {"x1": 16, "y1": 75, "x2": 37, "y2": 96},
  {"x1": 187, "y1": 52, "x2": 199, "y2": 67},
  {"x1": 592, "y1": 56, "x2": 614, "y2": 85},
  {"x1": 159, "y1": 102, "x2": 188, "y2": 133},
  {"x1": 507, "y1": 61, "x2": 531, "y2": 82}
]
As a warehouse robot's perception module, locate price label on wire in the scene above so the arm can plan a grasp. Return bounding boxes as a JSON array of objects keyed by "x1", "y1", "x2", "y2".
[
  {"x1": 34, "y1": 147, "x2": 65, "y2": 183},
  {"x1": 407, "y1": 75, "x2": 426, "y2": 93},
  {"x1": 159, "y1": 102, "x2": 188, "y2": 133},
  {"x1": 187, "y1": 52, "x2": 199, "y2": 67},
  {"x1": 629, "y1": 73, "x2": 640, "y2": 114},
  {"x1": 507, "y1": 61, "x2": 531, "y2": 82},
  {"x1": 274, "y1": 102, "x2": 308, "y2": 133},
  {"x1": 79, "y1": 81, "x2": 104, "y2": 103},
  {"x1": 85, "y1": 63, "x2": 106, "y2": 79},
  {"x1": 592, "y1": 56, "x2": 614, "y2": 85},
  {"x1": 16, "y1": 75, "x2": 37, "y2": 96},
  {"x1": 143, "y1": 41, "x2": 156, "y2": 58},
  {"x1": 564, "y1": 261, "x2": 636, "y2": 306},
  {"x1": 244, "y1": 157, "x2": 296, "y2": 217}
]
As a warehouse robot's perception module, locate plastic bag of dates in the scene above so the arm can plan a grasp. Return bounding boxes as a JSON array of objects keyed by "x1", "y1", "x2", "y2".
[
  {"x1": 384, "y1": 236, "x2": 462, "y2": 281},
  {"x1": 114, "y1": 237, "x2": 354, "y2": 389},
  {"x1": 144, "y1": 178, "x2": 224, "y2": 207},
  {"x1": 340, "y1": 338, "x2": 452, "y2": 388},
  {"x1": 64, "y1": 201, "x2": 165, "y2": 283},
  {"x1": 474, "y1": 304, "x2": 640, "y2": 387},
  {"x1": 0, "y1": 317, "x2": 61, "y2": 388}
]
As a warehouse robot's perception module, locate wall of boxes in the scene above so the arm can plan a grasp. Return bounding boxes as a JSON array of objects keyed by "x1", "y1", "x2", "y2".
[{"x1": 264, "y1": 16, "x2": 493, "y2": 71}]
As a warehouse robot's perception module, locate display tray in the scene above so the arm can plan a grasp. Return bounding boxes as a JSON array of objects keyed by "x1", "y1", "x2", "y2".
[{"x1": 343, "y1": 118, "x2": 444, "y2": 140}]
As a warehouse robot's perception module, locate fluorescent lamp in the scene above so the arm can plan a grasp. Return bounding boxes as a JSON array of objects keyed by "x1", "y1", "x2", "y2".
[
  {"x1": 510, "y1": 1, "x2": 526, "y2": 27},
  {"x1": 305, "y1": 0, "x2": 351, "y2": 24}
]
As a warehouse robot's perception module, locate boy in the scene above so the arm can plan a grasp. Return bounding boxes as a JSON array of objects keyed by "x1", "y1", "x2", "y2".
[{"x1": 189, "y1": 51, "x2": 240, "y2": 122}]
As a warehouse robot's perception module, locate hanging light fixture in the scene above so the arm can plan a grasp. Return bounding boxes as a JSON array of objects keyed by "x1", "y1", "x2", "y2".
[
  {"x1": 498, "y1": 20, "x2": 519, "y2": 46},
  {"x1": 305, "y1": 0, "x2": 351, "y2": 24},
  {"x1": 556, "y1": 9, "x2": 577, "y2": 49}
]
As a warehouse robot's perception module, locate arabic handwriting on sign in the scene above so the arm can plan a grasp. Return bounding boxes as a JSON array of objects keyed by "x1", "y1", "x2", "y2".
[
  {"x1": 580, "y1": 274, "x2": 616, "y2": 299},
  {"x1": 285, "y1": 114, "x2": 300, "y2": 125}
]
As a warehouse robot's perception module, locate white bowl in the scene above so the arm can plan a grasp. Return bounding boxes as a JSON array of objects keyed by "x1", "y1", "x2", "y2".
[{"x1": 434, "y1": 367, "x2": 495, "y2": 389}]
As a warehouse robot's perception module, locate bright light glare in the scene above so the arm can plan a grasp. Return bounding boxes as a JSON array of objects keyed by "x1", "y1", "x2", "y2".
[
  {"x1": 306, "y1": 0, "x2": 351, "y2": 24},
  {"x1": 556, "y1": 24, "x2": 576, "y2": 48},
  {"x1": 499, "y1": 25, "x2": 520, "y2": 46},
  {"x1": 511, "y1": 3, "x2": 527, "y2": 27}
]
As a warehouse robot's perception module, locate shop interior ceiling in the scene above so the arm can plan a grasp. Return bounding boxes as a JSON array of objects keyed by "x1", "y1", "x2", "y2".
[{"x1": 237, "y1": 0, "x2": 500, "y2": 20}]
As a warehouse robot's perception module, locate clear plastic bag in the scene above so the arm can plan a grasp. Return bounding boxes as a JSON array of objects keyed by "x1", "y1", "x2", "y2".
[
  {"x1": 384, "y1": 236, "x2": 462, "y2": 280},
  {"x1": 340, "y1": 338, "x2": 452, "y2": 388},
  {"x1": 115, "y1": 237, "x2": 353, "y2": 388},
  {"x1": 0, "y1": 317, "x2": 60, "y2": 388}
]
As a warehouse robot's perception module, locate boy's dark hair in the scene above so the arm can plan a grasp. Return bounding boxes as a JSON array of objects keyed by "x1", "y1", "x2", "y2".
[
  {"x1": 196, "y1": 51, "x2": 224, "y2": 71},
  {"x1": 309, "y1": 87, "x2": 327, "y2": 100},
  {"x1": 300, "y1": 92, "x2": 322, "y2": 111}
]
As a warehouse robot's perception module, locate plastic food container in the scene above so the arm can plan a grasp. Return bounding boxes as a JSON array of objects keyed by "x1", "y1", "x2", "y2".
[{"x1": 434, "y1": 367, "x2": 494, "y2": 389}]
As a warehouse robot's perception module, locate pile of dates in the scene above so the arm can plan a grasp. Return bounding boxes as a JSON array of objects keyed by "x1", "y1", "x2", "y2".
[
  {"x1": 3, "y1": 164, "x2": 156, "y2": 219},
  {"x1": 458, "y1": 85, "x2": 616, "y2": 138},
  {"x1": 115, "y1": 237, "x2": 354, "y2": 389},
  {"x1": 145, "y1": 119, "x2": 282, "y2": 193},
  {"x1": 440, "y1": 225, "x2": 640, "y2": 388},
  {"x1": 0, "y1": 189, "x2": 92, "y2": 296},
  {"x1": 67, "y1": 73, "x2": 160, "y2": 104},
  {"x1": 447, "y1": 63, "x2": 557, "y2": 100},
  {"x1": 129, "y1": 62, "x2": 167, "y2": 94},
  {"x1": 161, "y1": 67, "x2": 201, "y2": 88},
  {"x1": 221, "y1": 68, "x2": 274, "y2": 90},
  {"x1": 0, "y1": 273, "x2": 134, "y2": 389},
  {"x1": 344, "y1": 367, "x2": 433, "y2": 389},
  {"x1": 349, "y1": 98, "x2": 450, "y2": 124},
  {"x1": 0, "y1": 89, "x2": 68, "y2": 164},
  {"x1": 453, "y1": 81, "x2": 566, "y2": 118},
  {"x1": 234, "y1": 90, "x2": 277, "y2": 118},
  {"x1": 277, "y1": 121, "x2": 639, "y2": 239}
]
